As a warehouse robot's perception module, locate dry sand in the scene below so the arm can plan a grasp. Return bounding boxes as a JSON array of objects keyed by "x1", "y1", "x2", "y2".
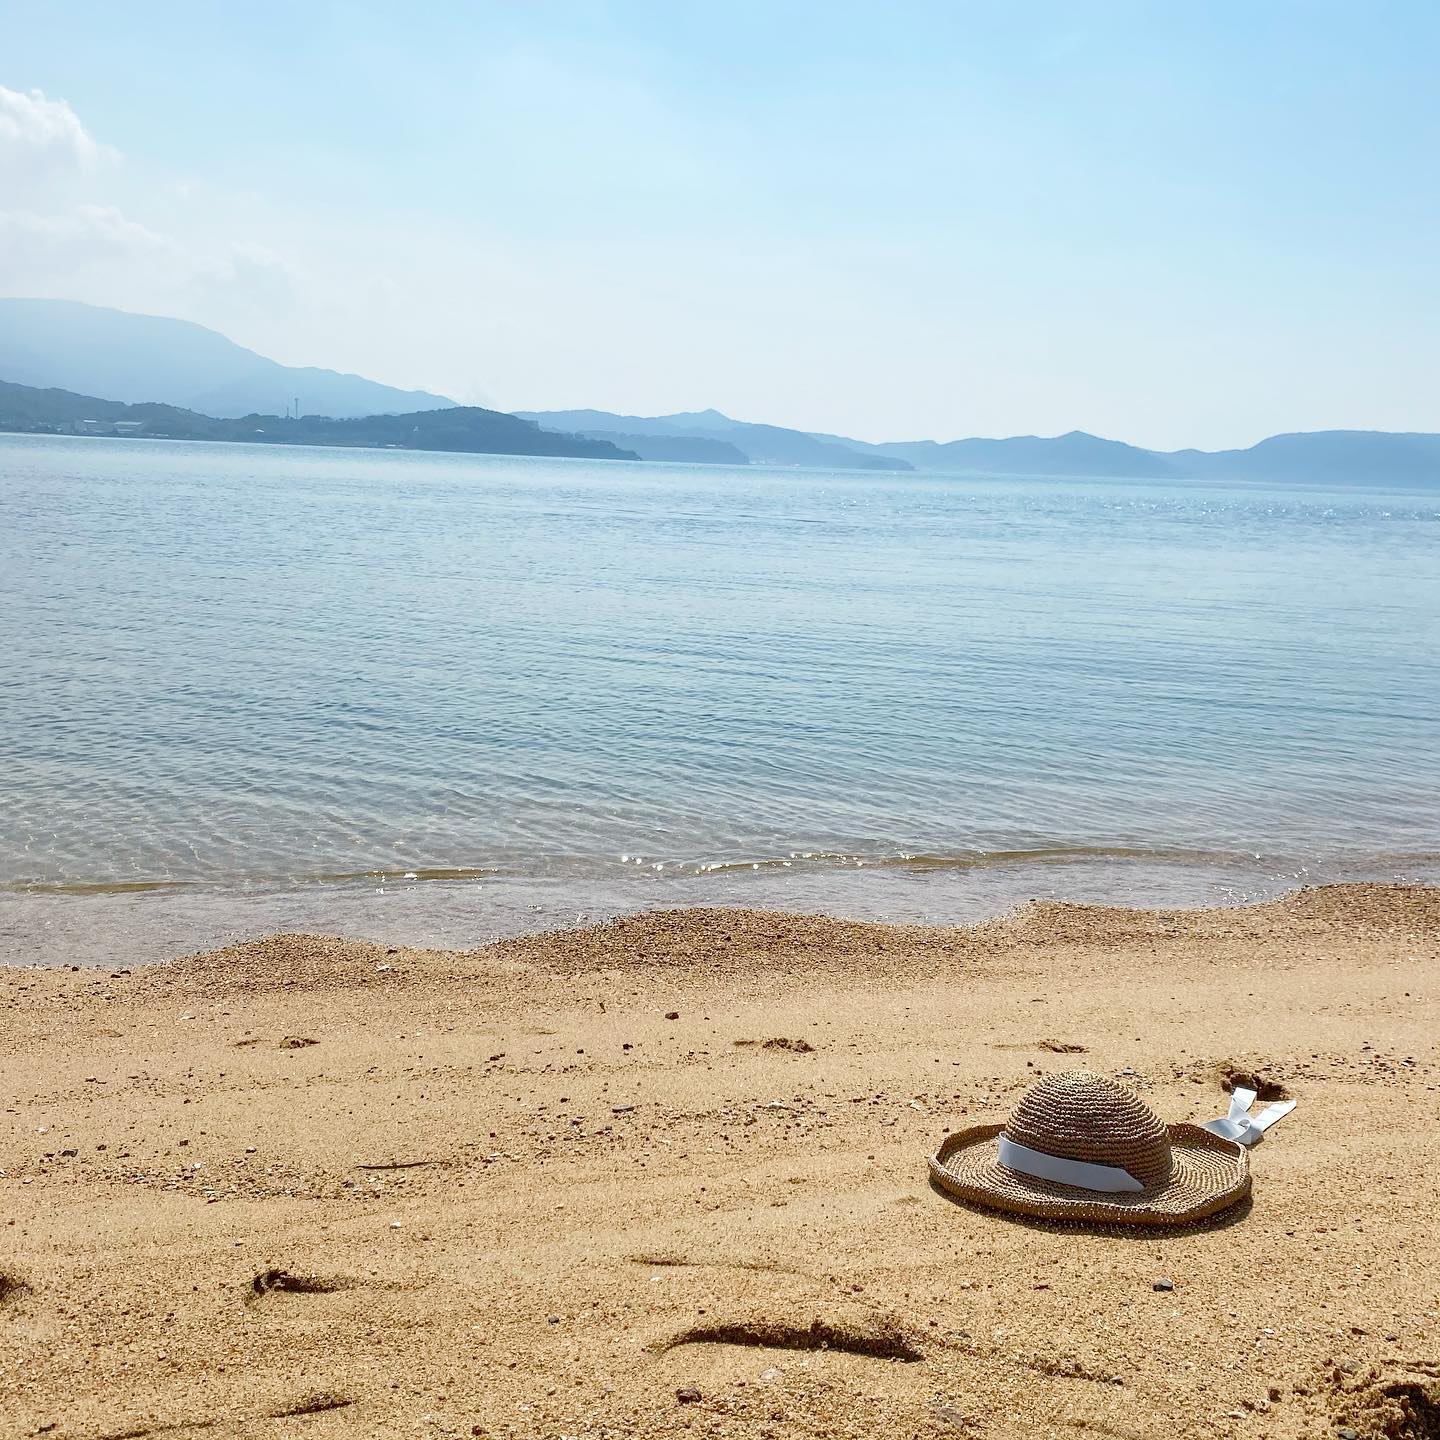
[{"x1": 2, "y1": 883, "x2": 1438, "y2": 1439}]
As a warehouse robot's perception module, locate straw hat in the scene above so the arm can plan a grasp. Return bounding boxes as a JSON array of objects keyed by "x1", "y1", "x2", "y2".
[{"x1": 930, "y1": 1070, "x2": 1250, "y2": 1226}]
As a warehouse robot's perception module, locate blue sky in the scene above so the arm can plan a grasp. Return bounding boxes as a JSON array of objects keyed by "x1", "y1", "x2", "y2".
[{"x1": 2, "y1": 1, "x2": 1437, "y2": 447}]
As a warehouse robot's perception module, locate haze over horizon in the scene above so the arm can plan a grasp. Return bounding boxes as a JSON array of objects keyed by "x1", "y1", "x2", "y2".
[{"x1": 2, "y1": 2, "x2": 1438, "y2": 450}]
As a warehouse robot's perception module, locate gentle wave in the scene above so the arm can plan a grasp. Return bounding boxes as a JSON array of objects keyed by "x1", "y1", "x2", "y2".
[
  {"x1": 694, "y1": 845, "x2": 1225, "y2": 874},
  {"x1": 10, "y1": 847, "x2": 1440, "y2": 897},
  {"x1": 8, "y1": 865, "x2": 502, "y2": 896}
]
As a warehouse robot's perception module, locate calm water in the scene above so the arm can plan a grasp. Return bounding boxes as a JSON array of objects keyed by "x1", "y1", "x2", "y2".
[{"x1": 2, "y1": 434, "x2": 1438, "y2": 962}]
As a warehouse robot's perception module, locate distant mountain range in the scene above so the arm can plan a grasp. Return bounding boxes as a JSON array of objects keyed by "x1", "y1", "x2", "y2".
[
  {"x1": 2, "y1": 299, "x2": 1437, "y2": 481},
  {"x1": 0, "y1": 379, "x2": 635, "y2": 461},
  {"x1": 515, "y1": 408, "x2": 911, "y2": 470},
  {"x1": 834, "y1": 428, "x2": 1174, "y2": 476},
  {"x1": 0, "y1": 298, "x2": 456, "y2": 419},
  {"x1": 526, "y1": 407, "x2": 1440, "y2": 483},
  {"x1": 1166, "y1": 430, "x2": 1440, "y2": 484}
]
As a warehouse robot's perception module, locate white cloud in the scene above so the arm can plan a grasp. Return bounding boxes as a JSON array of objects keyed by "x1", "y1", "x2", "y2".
[
  {"x1": 0, "y1": 200, "x2": 302, "y2": 317},
  {"x1": 193, "y1": 239, "x2": 297, "y2": 305},
  {"x1": 0, "y1": 203, "x2": 175, "y2": 273},
  {"x1": 0, "y1": 83, "x2": 301, "y2": 313},
  {"x1": 0, "y1": 85, "x2": 107, "y2": 184}
]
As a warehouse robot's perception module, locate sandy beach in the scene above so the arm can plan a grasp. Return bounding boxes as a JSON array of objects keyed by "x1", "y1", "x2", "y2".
[{"x1": 3, "y1": 882, "x2": 1438, "y2": 1439}]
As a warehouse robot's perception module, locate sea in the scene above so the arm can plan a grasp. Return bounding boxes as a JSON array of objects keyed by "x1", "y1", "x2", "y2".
[{"x1": 2, "y1": 432, "x2": 1438, "y2": 966}]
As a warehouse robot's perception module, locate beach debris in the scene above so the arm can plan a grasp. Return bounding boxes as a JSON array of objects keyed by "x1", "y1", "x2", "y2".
[
  {"x1": 375, "y1": 962, "x2": 393, "y2": 973},
  {"x1": 675, "y1": 1386, "x2": 702, "y2": 1404},
  {"x1": 665, "y1": 1011, "x2": 680, "y2": 1020},
  {"x1": 354, "y1": 1159, "x2": 442, "y2": 1171},
  {"x1": 1153, "y1": 1278, "x2": 1175, "y2": 1292}
]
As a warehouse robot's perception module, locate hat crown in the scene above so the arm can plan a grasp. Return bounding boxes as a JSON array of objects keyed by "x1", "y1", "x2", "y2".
[{"x1": 1004, "y1": 1071, "x2": 1173, "y2": 1189}]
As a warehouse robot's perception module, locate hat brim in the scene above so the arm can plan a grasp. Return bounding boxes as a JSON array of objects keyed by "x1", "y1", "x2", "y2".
[{"x1": 930, "y1": 1121, "x2": 1250, "y2": 1227}]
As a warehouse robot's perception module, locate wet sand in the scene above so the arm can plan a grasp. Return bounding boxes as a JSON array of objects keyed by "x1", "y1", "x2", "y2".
[{"x1": 2, "y1": 884, "x2": 1438, "y2": 1438}]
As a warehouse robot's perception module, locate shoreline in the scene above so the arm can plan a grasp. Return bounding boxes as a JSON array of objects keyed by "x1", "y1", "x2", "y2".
[
  {"x1": 3, "y1": 882, "x2": 1437, "y2": 1437},
  {"x1": 4, "y1": 850, "x2": 1440, "y2": 970}
]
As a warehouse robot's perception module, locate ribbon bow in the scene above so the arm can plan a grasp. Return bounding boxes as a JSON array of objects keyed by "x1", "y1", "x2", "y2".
[{"x1": 1202, "y1": 1086, "x2": 1295, "y2": 1146}]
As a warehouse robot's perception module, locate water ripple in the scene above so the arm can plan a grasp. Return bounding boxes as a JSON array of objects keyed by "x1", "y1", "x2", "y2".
[{"x1": 2, "y1": 435, "x2": 1438, "y2": 893}]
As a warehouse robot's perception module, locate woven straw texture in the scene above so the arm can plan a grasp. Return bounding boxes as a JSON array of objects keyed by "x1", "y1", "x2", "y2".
[{"x1": 929, "y1": 1071, "x2": 1250, "y2": 1226}]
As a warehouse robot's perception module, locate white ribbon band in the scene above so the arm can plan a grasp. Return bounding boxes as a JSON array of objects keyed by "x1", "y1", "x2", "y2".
[
  {"x1": 1202, "y1": 1086, "x2": 1296, "y2": 1147},
  {"x1": 997, "y1": 1135, "x2": 1145, "y2": 1194}
]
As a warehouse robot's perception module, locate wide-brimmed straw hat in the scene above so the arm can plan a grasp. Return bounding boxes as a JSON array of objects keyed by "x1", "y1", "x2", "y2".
[{"x1": 930, "y1": 1070, "x2": 1250, "y2": 1226}]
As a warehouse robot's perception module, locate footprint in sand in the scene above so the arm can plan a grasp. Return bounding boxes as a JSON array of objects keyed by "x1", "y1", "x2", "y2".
[
  {"x1": 1331, "y1": 1374, "x2": 1440, "y2": 1439},
  {"x1": 659, "y1": 1308, "x2": 924, "y2": 1363},
  {"x1": 1215, "y1": 1060, "x2": 1290, "y2": 1100},
  {"x1": 266, "y1": 1393, "x2": 353, "y2": 1418},
  {"x1": 248, "y1": 1268, "x2": 353, "y2": 1301}
]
